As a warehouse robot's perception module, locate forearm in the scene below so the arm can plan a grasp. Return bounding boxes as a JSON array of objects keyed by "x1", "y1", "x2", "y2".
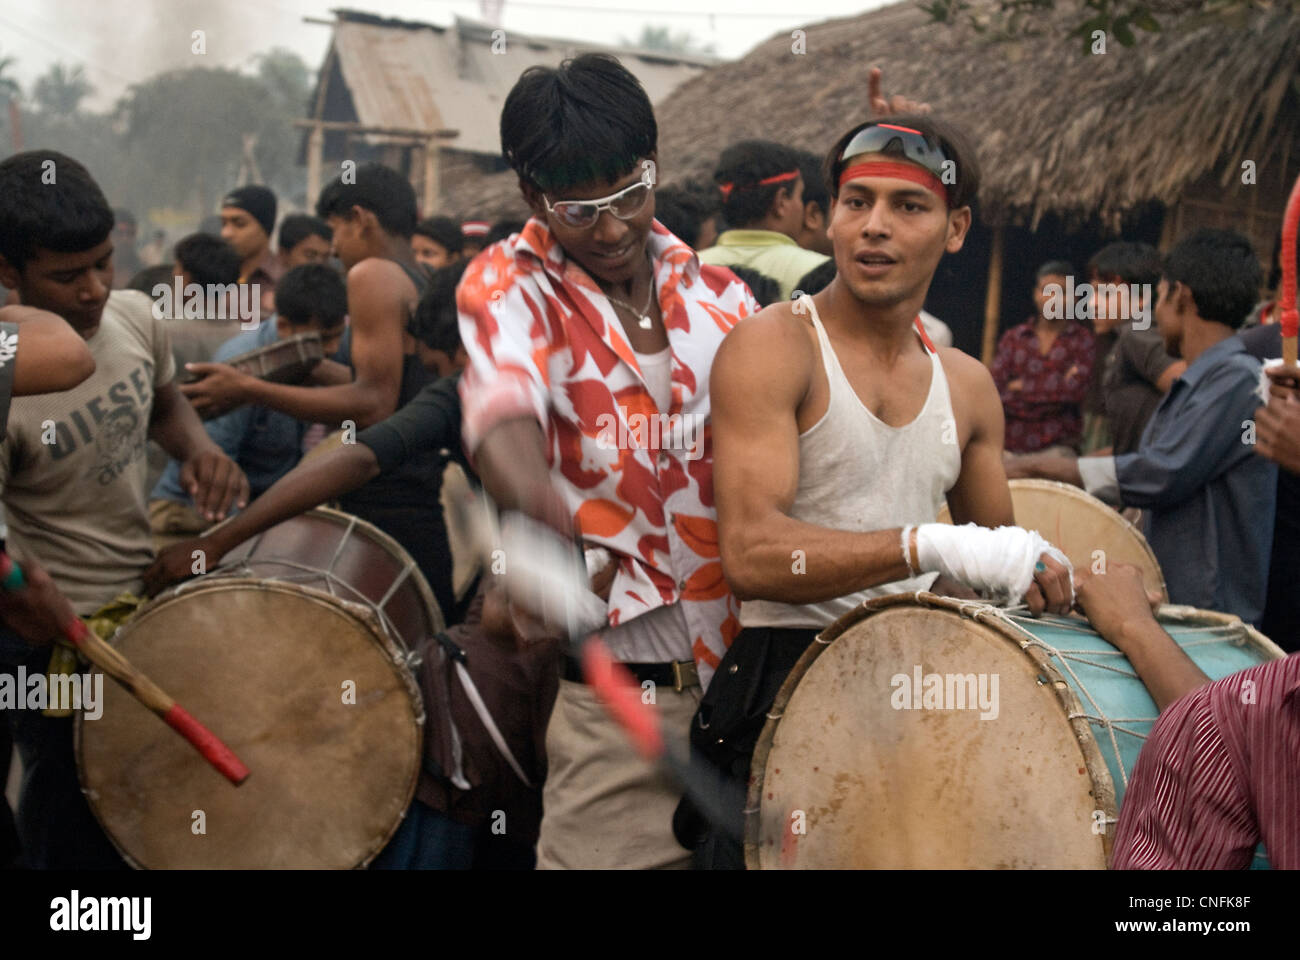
[
  {"x1": 721, "y1": 511, "x2": 911, "y2": 603},
  {"x1": 207, "y1": 442, "x2": 380, "y2": 556},
  {"x1": 474, "y1": 418, "x2": 566, "y2": 523},
  {"x1": 1111, "y1": 618, "x2": 1211, "y2": 711},
  {"x1": 243, "y1": 377, "x2": 394, "y2": 430},
  {"x1": 1019, "y1": 453, "x2": 1084, "y2": 487}
]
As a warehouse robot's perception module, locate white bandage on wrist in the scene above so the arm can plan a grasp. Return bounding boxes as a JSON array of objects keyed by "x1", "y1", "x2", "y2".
[{"x1": 914, "y1": 522, "x2": 1074, "y2": 606}]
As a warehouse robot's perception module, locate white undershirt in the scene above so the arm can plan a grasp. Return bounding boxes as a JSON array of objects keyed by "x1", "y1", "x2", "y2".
[{"x1": 634, "y1": 346, "x2": 673, "y2": 412}]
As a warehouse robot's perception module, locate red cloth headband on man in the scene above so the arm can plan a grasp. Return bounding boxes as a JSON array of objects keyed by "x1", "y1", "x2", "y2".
[
  {"x1": 718, "y1": 169, "x2": 799, "y2": 202},
  {"x1": 838, "y1": 160, "x2": 949, "y2": 207}
]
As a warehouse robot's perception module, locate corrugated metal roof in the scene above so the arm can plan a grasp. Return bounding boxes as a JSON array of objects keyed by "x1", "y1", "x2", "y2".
[{"x1": 325, "y1": 13, "x2": 714, "y2": 156}]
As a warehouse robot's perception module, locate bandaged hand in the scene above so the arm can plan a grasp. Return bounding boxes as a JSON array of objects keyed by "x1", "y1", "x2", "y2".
[{"x1": 911, "y1": 522, "x2": 1074, "y2": 615}]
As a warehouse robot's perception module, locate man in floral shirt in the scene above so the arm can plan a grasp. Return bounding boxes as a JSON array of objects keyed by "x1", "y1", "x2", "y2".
[
  {"x1": 458, "y1": 54, "x2": 760, "y2": 869},
  {"x1": 993, "y1": 260, "x2": 1095, "y2": 455}
]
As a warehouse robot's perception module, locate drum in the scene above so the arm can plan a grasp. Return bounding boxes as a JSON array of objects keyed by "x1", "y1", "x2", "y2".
[
  {"x1": 747, "y1": 593, "x2": 1284, "y2": 869},
  {"x1": 181, "y1": 331, "x2": 324, "y2": 418},
  {"x1": 77, "y1": 507, "x2": 442, "y2": 869},
  {"x1": 937, "y1": 478, "x2": 1168, "y2": 600}
]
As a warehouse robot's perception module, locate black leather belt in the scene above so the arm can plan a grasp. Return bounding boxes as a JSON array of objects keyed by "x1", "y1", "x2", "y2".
[{"x1": 562, "y1": 655, "x2": 699, "y2": 692}]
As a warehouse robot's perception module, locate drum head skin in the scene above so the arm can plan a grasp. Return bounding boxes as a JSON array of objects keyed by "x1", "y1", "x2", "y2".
[
  {"x1": 747, "y1": 596, "x2": 1111, "y2": 869},
  {"x1": 78, "y1": 580, "x2": 422, "y2": 870},
  {"x1": 937, "y1": 479, "x2": 1168, "y2": 601}
]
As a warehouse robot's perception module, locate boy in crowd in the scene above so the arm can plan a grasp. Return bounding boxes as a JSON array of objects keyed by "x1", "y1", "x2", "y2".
[
  {"x1": 149, "y1": 263, "x2": 347, "y2": 544},
  {"x1": 221, "y1": 184, "x2": 280, "y2": 317},
  {"x1": 277, "y1": 213, "x2": 333, "y2": 270},
  {"x1": 411, "y1": 216, "x2": 464, "y2": 269},
  {"x1": 700, "y1": 139, "x2": 829, "y2": 300},
  {"x1": 0, "y1": 149, "x2": 247, "y2": 868}
]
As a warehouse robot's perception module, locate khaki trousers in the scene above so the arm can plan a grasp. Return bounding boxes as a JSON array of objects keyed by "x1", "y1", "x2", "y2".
[{"x1": 536, "y1": 677, "x2": 699, "y2": 869}]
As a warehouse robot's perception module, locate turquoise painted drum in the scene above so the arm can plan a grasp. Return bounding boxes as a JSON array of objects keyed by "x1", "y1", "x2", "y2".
[{"x1": 1001, "y1": 606, "x2": 1283, "y2": 869}]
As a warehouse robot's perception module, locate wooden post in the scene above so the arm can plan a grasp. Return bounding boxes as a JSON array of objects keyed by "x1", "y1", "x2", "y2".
[
  {"x1": 306, "y1": 122, "x2": 324, "y2": 209},
  {"x1": 981, "y1": 225, "x2": 1005, "y2": 367},
  {"x1": 422, "y1": 141, "x2": 440, "y2": 216}
]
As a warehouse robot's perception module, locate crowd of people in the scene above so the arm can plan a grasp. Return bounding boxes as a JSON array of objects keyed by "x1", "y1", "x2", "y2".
[{"x1": 0, "y1": 54, "x2": 1295, "y2": 872}]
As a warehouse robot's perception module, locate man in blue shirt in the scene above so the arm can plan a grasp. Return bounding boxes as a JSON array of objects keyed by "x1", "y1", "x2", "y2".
[
  {"x1": 1008, "y1": 229, "x2": 1275, "y2": 625},
  {"x1": 149, "y1": 264, "x2": 347, "y2": 543}
]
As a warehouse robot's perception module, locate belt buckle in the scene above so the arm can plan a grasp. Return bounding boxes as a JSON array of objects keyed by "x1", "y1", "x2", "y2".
[{"x1": 671, "y1": 659, "x2": 698, "y2": 693}]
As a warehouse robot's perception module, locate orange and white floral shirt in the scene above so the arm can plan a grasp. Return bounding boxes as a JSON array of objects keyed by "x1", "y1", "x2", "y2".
[{"x1": 457, "y1": 218, "x2": 758, "y2": 688}]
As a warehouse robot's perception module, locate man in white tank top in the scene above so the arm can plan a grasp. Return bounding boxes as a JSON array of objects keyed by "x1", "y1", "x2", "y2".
[{"x1": 684, "y1": 116, "x2": 1074, "y2": 868}]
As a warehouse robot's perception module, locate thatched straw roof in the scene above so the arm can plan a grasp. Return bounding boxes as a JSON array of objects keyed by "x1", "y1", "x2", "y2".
[
  {"x1": 653, "y1": 1, "x2": 1300, "y2": 230},
  {"x1": 455, "y1": 1, "x2": 1300, "y2": 230}
]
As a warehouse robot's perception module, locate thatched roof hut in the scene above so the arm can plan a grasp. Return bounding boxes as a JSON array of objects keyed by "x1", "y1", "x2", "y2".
[{"x1": 655, "y1": 0, "x2": 1300, "y2": 234}]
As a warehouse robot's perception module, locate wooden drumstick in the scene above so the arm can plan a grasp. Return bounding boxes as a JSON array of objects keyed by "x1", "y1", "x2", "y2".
[{"x1": 0, "y1": 553, "x2": 250, "y2": 786}]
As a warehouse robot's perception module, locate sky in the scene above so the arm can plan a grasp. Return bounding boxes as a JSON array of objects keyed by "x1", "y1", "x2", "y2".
[{"x1": 0, "y1": 0, "x2": 893, "y2": 111}]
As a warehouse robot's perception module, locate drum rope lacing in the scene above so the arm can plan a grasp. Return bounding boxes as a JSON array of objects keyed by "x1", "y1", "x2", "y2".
[{"x1": 985, "y1": 602, "x2": 1249, "y2": 795}]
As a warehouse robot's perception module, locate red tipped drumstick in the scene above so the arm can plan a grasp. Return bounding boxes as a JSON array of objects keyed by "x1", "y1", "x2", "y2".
[
  {"x1": 1278, "y1": 171, "x2": 1300, "y2": 364},
  {"x1": 0, "y1": 553, "x2": 250, "y2": 786}
]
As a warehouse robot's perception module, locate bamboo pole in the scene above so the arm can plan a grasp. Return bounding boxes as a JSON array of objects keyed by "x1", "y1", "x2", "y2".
[{"x1": 981, "y1": 225, "x2": 1005, "y2": 367}]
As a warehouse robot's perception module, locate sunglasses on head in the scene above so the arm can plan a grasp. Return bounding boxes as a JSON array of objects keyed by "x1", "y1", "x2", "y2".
[
  {"x1": 543, "y1": 179, "x2": 653, "y2": 230},
  {"x1": 838, "y1": 122, "x2": 952, "y2": 184}
]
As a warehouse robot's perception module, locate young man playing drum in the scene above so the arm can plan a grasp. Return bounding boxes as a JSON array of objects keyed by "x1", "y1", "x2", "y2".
[
  {"x1": 694, "y1": 117, "x2": 1074, "y2": 867},
  {"x1": 0, "y1": 150, "x2": 249, "y2": 869}
]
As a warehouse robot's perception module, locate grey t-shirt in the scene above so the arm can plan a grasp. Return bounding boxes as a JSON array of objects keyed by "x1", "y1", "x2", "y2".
[{"x1": 0, "y1": 291, "x2": 175, "y2": 613}]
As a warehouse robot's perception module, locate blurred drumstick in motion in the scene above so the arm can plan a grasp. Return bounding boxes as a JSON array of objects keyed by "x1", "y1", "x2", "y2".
[
  {"x1": 1278, "y1": 167, "x2": 1300, "y2": 364},
  {"x1": 441, "y1": 474, "x2": 745, "y2": 839},
  {"x1": 0, "y1": 552, "x2": 250, "y2": 786}
]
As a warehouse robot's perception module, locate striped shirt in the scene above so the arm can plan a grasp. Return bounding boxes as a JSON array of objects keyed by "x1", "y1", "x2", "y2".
[{"x1": 1111, "y1": 653, "x2": 1300, "y2": 869}]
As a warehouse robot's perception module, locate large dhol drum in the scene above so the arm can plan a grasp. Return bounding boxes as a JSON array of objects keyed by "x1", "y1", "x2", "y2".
[
  {"x1": 77, "y1": 507, "x2": 441, "y2": 869},
  {"x1": 937, "y1": 478, "x2": 1168, "y2": 600},
  {"x1": 747, "y1": 593, "x2": 1283, "y2": 869}
]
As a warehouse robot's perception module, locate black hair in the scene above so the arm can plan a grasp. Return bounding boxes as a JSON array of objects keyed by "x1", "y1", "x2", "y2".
[
  {"x1": 654, "y1": 187, "x2": 707, "y2": 248},
  {"x1": 713, "y1": 140, "x2": 802, "y2": 228},
  {"x1": 1161, "y1": 229, "x2": 1261, "y2": 329},
  {"x1": 0, "y1": 150, "x2": 115, "y2": 271},
  {"x1": 485, "y1": 219, "x2": 525, "y2": 246},
  {"x1": 794, "y1": 259, "x2": 837, "y2": 297},
  {"x1": 1035, "y1": 260, "x2": 1075, "y2": 282},
  {"x1": 413, "y1": 215, "x2": 464, "y2": 254},
  {"x1": 407, "y1": 259, "x2": 469, "y2": 354},
  {"x1": 316, "y1": 162, "x2": 418, "y2": 238},
  {"x1": 728, "y1": 265, "x2": 782, "y2": 308},
  {"x1": 797, "y1": 150, "x2": 829, "y2": 218},
  {"x1": 174, "y1": 233, "x2": 241, "y2": 286},
  {"x1": 1087, "y1": 241, "x2": 1161, "y2": 287},
  {"x1": 127, "y1": 264, "x2": 175, "y2": 294},
  {"x1": 823, "y1": 115, "x2": 981, "y2": 210},
  {"x1": 274, "y1": 263, "x2": 348, "y2": 329},
  {"x1": 501, "y1": 53, "x2": 657, "y2": 195},
  {"x1": 278, "y1": 214, "x2": 331, "y2": 252}
]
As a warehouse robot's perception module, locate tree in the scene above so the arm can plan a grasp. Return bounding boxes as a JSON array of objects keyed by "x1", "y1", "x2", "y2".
[
  {"x1": 113, "y1": 65, "x2": 304, "y2": 216},
  {"x1": 253, "y1": 47, "x2": 310, "y2": 116},
  {"x1": 623, "y1": 25, "x2": 715, "y2": 56},
  {"x1": 33, "y1": 63, "x2": 93, "y2": 117},
  {"x1": 0, "y1": 51, "x2": 21, "y2": 103}
]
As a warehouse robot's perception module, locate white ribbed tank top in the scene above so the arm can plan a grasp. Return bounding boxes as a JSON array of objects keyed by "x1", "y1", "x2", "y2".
[{"x1": 740, "y1": 295, "x2": 963, "y2": 629}]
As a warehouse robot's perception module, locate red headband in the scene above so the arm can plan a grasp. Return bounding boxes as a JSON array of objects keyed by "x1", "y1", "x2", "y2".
[
  {"x1": 838, "y1": 160, "x2": 949, "y2": 206},
  {"x1": 718, "y1": 169, "x2": 799, "y2": 201}
]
